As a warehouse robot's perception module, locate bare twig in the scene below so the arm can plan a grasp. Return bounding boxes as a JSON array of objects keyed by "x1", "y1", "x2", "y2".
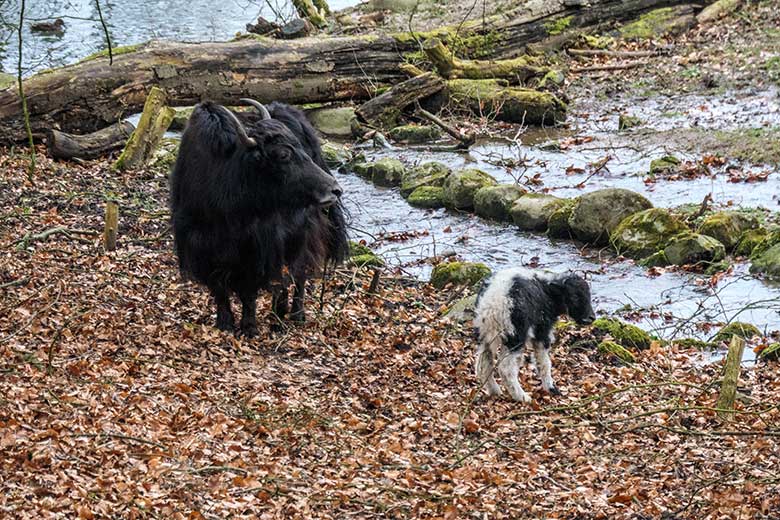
[
  {"x1": 416, "y1": 106, "x2": 476, "y2": 149},
  {"x1": 94, "y1": 0, "x2": 113, "y2": 65},
  {"x1": 572, "y1": 62, "x2": 649, "y2": 73},
  {"x1": 17, "y1": 0, "x2": 35, "y2": 182}
]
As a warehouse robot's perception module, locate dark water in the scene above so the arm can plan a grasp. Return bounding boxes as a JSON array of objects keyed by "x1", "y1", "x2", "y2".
[{"x1": 0, "y1": 0, "x2": 360, "y2": 75}]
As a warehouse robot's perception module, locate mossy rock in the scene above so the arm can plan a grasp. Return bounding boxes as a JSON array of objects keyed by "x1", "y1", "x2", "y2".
[
  {"x1": 619, "y1": 7, "x2": 695, "y2": 40},
  {"x1": 443, "y1": 168, "x2": 498, "y2": 210},
  {"x1": 348, "y1": 241, "x2": 384, "y2": 268},
  {"x1": 388, "y1": 124, "x2": 441, "y2": 144},
  {"x1": 568, "y1": 188, "x2": 653, "y2": 245},
  {"x1": 547, "y1": 199, "x2": 577, "y2": 239},
  {"x1": 352, "y1": 158, "x2": 406, "y2": 187},
  {"x1": 759, "y1": 343, "x2": 780, "y2": 362},
  {"x1": 444, "y1": 294, "x2": 478, "y2": 323},
  {"x1": 698, "y1": 211, "x2": 758, "y2": 250},
  {"x1": 639, "y1": 250, "x2": 669, "y2": 268},
  {"x1": 448, "y1": 79, "x2": 567, "y2": 125},
  {"x1": 430, "y1": 262, "x2": 491, "y2": 289},
  {"x1": 474, "y1": 184, "x2": 526, "y2": 221},
  {"x1": 673, "y1": 338, "x2": 716, "y2": 350},
  {"x1": 538, "y1": 70, "x2": 565, "y2": 89},
  {"x1": 598, "y1": 340, "x2": 636, "y2": 364},
  {"x1": 592, "y1": 317, "x2": 652, "y2": 350},
  {"x1": 510, "y1": 194, "x2": 567, "y2": 231},
  {"x1": 749, "y1": 243, "x2": 780, "y2": 280},
  {"x1": 611, "y1": 208, "x2": 688, "y2": 259},
  {"x1": 307, "y1": 107, "x2": 357, "y2": 137},
  {"x1": 618, "y1": 114, "x2": 643, "y2": 130},
  {"x1": 400, "y1": 162, "x2": 451, "y2": 197},
  {"x1": 169, "y1": 107, "x2": 194, "y2": 131},
  {"x1": 750, "y1": 229, "x2": 780, "y2": 260},
  {"x1": 321, "y1": 141, "x2": 352, "y2": 169},
  {"x1": 712, "y1": 322, "x2": 761, "y2": 343},
  {"x1": 408, "y1": 186, "x2": 446, "y2": 209},
  {"x1": 735, "y1": 227, "x2": 769, "y2": 257},
  {"x1": 662, "y1": 232, "x2": 725, "y2": 266},
  {"x1": 649, "y1": 155, "x2": 681, "y2": 176},
  {"x1": 0, "y1": 73, "x2": 15, "y2": 90}
]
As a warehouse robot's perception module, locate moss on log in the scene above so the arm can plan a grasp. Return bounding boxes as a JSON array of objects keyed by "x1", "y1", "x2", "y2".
[
  {"x1": 113, "y1": 87, "x2": 174, "y2": 171},
  {"x1": 447, "y1": 79, "x2": 567, "y2": 125}
]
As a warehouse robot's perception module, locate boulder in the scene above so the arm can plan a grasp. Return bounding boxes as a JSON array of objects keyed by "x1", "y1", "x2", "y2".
[
  {"x1": 408, "y1": 186, "x2": 446, "y2": 208},
  {"x1": 400, "y1": 162, "x2": 451, "y2": 197},
  {"x1": 749, "y1": 243, "x2": 780, "y2": 280},
  {"x1": 169, "y1": 107, "x2": 194, "y2": 131},
  {"x1": 443, "y1": 168, "x2": 497, "y2": 210},
  {"x1": 592, "y1": 317, "x2": 652, "y2": 350},
  {"x1": 610, "y1": 208, "x2": 687, "y2": 259},
  {"x1": 547, "y1": 199, "x2": 577, "y2": 239},
  {"x1": 430, "y1": 261, "x2": 491, "y2": 289},
  {"x1": 510, "y1": 194, "x2": 567, "y2": 231},
  {"x1": 712, "y1": 322, "x2": 761, "y2": 343},
  {"x1": 388, "y1": 124, "x2": 441, "y2": 143},
  {"x1": 750, "y1": 229, "x2": 780, "y2": 260},
  {"x1": 348, "y1": 241, "x2": 384, "y2": 268},
  {"x1": 307, "y1": 107, "x2": 358, "y2": 137},
  {"x1": 734, "y1": 227, "x2": 769, "y2": 257},
  {"x1": 648, "y1": 155, "x2": 681, "y2": 176},
  {"x1": 321, "y1": 141, "x2": 352, "y2": 168},
  {"x1": 759, "y1": 342, "x2": 780, "y2": 362},
  {"x1": 568, "y1": 188, "x2": 652, "y2": 245},
  {"x1": 698, "y1": 211, "x2": 758, "y2": 250},
  {"x1": 444, "y1": 294, "x2": 478, "y2": 323},
  {"x1": 474, "y1": 184, "x2": 526, "y2": 221},
  {"x1": 352, "y1": 158, "x2": 406, "y2": 187},
  {"x1": 662, "y1": 232, "x2": 725, "y2": 266}
]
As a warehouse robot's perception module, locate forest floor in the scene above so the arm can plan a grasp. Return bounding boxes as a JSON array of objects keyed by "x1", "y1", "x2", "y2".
[
  {"x1": 1, "y1": 154, "x2": 779, "y2": 519},
  {"x1": 2, "y1": 2, "x2": 780, "y2": 519}
]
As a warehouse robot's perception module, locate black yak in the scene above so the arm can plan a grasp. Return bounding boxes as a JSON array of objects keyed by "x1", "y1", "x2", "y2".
[
  {"x1": 474, "y1": 268, "x2": 595, "y2": 402},
  {"x1": 170, "y1": 99, "x2": 348, "y2": 337}
]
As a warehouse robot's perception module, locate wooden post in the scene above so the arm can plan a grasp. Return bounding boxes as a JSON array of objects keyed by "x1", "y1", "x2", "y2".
[
  {"x1": 112, "y1": 87, "x2": 174, "y2": 171},
  {"x1": 716, "y1": 336, "x2": 746, "y2": 421},
  {"x1": 103, "y1": 200, "x2": 119, "y2": 251}
]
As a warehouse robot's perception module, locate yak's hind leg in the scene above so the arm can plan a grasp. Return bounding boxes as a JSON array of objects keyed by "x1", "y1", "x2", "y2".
[
  {"x1": 271, "y1": 284, "x2": 289, "y2": 320},
  {"x1": 475, "y1": 341, "x2": 502, "y2": 396},
  {"x1": 238, "y1": 288, "x2": 259, "y2": 338},
  {"x1": 289, "y1": 275, "x2": 307, "y2": 323},
  {"x1": 211, "y1": 285, "x2": 234, "y2": 332},
  {"x1": 496, "y1": 348, "x2": 531, "y2": 403}
]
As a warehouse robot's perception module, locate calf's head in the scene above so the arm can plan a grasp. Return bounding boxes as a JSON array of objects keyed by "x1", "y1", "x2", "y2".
[
  {"x1": 214, "y1": 102, "x2": 342, "y2": 212},
  {"x1": 551, "y1": 274, "x2": 596, "y2": 325}
]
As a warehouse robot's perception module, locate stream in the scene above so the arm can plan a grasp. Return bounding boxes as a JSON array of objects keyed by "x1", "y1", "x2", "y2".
[{"x1": 3, "y1": 0, "x2": 779, "y2": 358}]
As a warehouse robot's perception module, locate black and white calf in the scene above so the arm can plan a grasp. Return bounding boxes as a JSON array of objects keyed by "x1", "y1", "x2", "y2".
[{"x1": 474, "y1": 268, "x2": 595, "y2": 402}]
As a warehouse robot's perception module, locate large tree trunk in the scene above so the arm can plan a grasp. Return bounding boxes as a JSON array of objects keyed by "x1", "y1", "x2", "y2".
[{"x1": 0, "y1": 0, "x2": 706, "y2": 144}]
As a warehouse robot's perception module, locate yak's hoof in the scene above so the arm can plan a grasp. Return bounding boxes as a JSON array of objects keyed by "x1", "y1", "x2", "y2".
[
  {"x1": 547, "y1": 386, "x2": 562, "y2": 396},
  {"x1": 240, "y1": 322, "x2": 259, "y2": 338},
  {"x1": 289, "y1": 311, "x2": 306, "y2": 324},
  {"x1": 215, "y1": 316, "x2": 235, "y2": 332}
]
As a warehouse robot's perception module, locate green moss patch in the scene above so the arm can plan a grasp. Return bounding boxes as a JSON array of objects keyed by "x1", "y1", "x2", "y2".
[
  {"x1": 598, "y1": 340, "x2": 636, "y2": 364},
  {"x1": 430, "y1": 261, "x2": 491, "y2": 289},
  {"x1": 443, "y1": 168, "x2": 497, "y2": 210},
  {"x1": 712, "y1": 322, "x2": 761, "y2": 343},
  {"x1": 474, "y1": 184, "x2": 526, "y2": 222},
  {"x1": 698, "y1": 211, "x2": 758, "y2": 250},
  {"x1": 611, "y1": 208, "x2": 687, "y2": 259},
  {"x1": 592, "y1": 317, "x2": 653, "y2": 350},
  {"x1": 400, "y1": 162, "x2": 451, "y2": 198},
  {"x1": 408, "y1": 186, "x2": 446, "y2": 208}
]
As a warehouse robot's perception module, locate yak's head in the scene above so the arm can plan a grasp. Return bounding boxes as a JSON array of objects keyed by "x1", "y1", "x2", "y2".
[
  {"x1": 213, "y1": 100, "x2": 342, "y2": 212},
  {"x1": 551, "y1": 274, "x2": 596, "y2": 325}
]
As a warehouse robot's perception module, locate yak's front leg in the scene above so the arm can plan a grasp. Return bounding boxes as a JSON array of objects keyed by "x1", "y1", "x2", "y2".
[
  {"x1": 238, "y1": 289, "x2": 259, "y2": 337},
  {"x1": 211, "y1": 285, "x2": 234, "y2": 332},
  {"x1": 289, "y1": 275, "x2": 307, "y2": 323}
]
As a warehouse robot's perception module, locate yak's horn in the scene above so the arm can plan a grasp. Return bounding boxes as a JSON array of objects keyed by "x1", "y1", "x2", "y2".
[
  {"x1": 240, "y1": 98, "x2": 272, "y2": 120},
  {"x1": 215, "y1": 104, "x2": 257, "y2": 148}
]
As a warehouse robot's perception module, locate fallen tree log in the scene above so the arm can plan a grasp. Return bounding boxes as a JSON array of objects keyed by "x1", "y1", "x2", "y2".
[
  {"x1": 0, "y1": 0, "x2": 708, "y2": 143},
  {"x1": 46, "y1": 120, "x2": 134, "y2": 160},
  {"x1": 447, "y1": 79, "x2": 567, "y2": 125},
  {"x1": 356, "y1": 72, "x2": 446, "y2": 127}
]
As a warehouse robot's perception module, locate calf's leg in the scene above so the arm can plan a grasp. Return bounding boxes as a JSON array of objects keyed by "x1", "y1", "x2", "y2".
[
  {"x1": 496, "y1": 348, "x2": 531, "y2": 403},
  {"x1": 534, "y1": 342, "x2": 560, "y2": 395}
]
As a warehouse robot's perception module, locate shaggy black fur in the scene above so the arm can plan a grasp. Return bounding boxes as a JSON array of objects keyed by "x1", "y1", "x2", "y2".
[
  {"x1": 238, "y1": 102, "x2": 350, "y2": 321},
  {"x1": 170, "y1": 101, "x2": 345, "y2": 336},
  {"x1": 504, "y1": 274, "x2": 596, "y2": 352}
]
